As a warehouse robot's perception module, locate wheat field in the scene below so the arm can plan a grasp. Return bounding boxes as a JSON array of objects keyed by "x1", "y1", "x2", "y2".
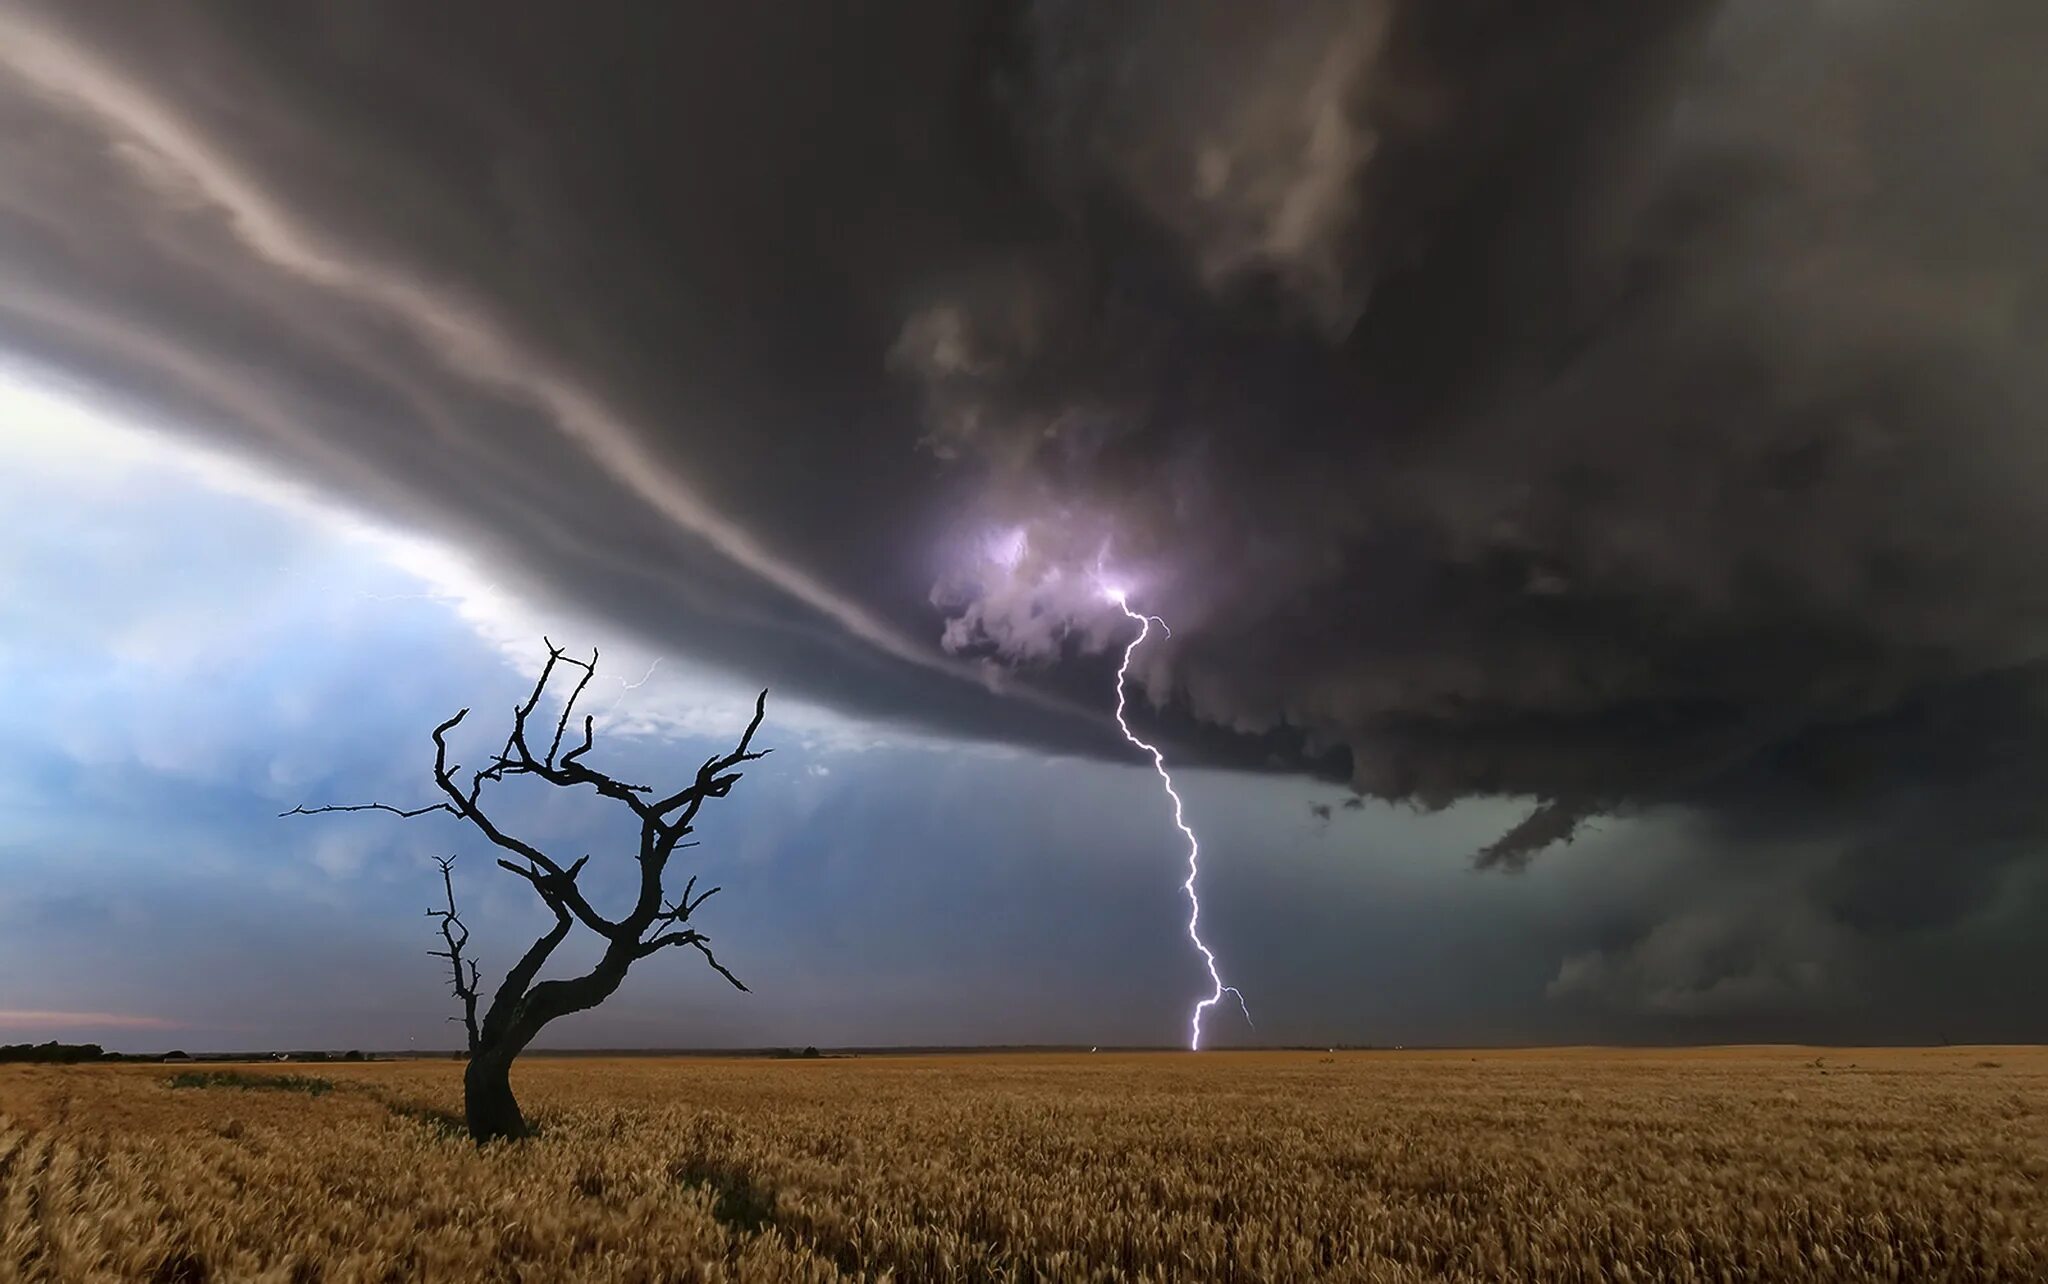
[{"x1": 1, "y1": 1047, "x2": 2042, "y2": 1281}]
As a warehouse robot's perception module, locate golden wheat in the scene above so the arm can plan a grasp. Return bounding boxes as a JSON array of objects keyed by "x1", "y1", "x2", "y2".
[{"x1": 2, "y1": 1047, "x2": 2042, "y2": 1281}]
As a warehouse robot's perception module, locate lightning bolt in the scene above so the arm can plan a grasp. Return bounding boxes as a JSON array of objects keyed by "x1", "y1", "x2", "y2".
[
  {"x1": 597, "y1": 656, "x2": 665, "y2": 722},
  {"x1": 1109, "y1": 590, "x2": 1252, "y2": 1050}
]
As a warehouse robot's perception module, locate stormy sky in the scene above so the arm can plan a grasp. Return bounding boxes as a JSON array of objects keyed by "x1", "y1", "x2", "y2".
[{"x1": 4, "y1": 0, "x2": 2045, "y2": 1050}]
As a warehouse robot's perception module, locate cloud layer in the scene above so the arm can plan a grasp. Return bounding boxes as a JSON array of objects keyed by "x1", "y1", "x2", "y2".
[
  {"x1": 2, "y1": 0, "x2": 2044, "y2": 979},
  {"x1": 899, "y1": 0, "x2": 2048, "y2": 919}
]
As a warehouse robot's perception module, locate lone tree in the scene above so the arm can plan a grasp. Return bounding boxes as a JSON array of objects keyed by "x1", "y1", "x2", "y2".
[{"x1": 288, "y1": 640, "x2": 768, "y2": 1141}]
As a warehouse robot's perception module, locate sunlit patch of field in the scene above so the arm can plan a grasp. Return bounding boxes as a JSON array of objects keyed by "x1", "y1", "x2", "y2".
[{"x1": 2, "y1": 1047, "x2": 2043, "y2": 1281}]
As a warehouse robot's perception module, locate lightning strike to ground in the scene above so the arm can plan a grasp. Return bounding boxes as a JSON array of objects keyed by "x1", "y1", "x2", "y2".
[{"x1": 1109, "y1": 589, "x2": 1252, "y2": 1051}]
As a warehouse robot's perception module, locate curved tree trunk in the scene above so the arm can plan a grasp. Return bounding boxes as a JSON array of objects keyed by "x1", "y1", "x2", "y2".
[
  {"x1": 462, "y1": 955, "x2": 631, "y2": 1143},
  {"x1": 286, "y1": 646, "x2": 766, "y2": 1145},
  {"x1": 464, "y1": 1049, "x2": 526, "y2": 1142}
]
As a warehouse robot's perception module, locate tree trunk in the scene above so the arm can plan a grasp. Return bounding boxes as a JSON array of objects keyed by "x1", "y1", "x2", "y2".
[
  {"x1": 462, "y1": 967, "x2": 619, "y2": 1144},
  {"x1": 463, "y1": 1048, "x2": 526, "y2": 1143}
]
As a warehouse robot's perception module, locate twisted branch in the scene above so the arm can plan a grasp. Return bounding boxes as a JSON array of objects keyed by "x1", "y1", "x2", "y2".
[{"x1": 284, "y1": 640, "x2": 765, "y2": 1057}]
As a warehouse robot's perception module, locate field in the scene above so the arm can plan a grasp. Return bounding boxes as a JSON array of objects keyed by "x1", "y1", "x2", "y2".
[{"x1": 2, "y1": 1047, "x2": 2043, "y2": 1281}]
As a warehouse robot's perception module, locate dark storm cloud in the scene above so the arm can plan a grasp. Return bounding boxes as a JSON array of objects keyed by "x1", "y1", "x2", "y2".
[
  {"x1": 0, "y1": 0, "x2": 1113, "y2": 754},
  {"x1": 897, "y1": 0, "x2": 2048, "y2": 932},
  {"x1": 3, "y1": 0, "x2": 2046, "y2": 1002}
]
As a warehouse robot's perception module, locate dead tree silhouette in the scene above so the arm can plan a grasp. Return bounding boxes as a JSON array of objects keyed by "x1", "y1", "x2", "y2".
[{"x1": 286, "y1": 640, "x2": 767, "y2": 1141}]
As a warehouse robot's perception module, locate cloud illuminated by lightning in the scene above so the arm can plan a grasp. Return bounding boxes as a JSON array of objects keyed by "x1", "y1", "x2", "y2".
[{"x1": 1108, "y1": 587, "x2": 1251, "y2": 1050}]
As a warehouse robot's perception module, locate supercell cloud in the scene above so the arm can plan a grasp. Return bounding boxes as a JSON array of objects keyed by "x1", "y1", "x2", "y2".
[
  {"x1": 904, "y1": 0, "x2": 2048, "y2": 908},
  {"x1": 4, "y1": 0, "x2": 2046, "y2": 953}
]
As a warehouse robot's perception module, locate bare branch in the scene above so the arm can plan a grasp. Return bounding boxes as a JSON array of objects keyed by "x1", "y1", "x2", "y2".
[
  {"x1": 281, "y1": 711, "x2": 470, "y2": 821},
  {"x1": 691, "y1": 937, "x2": 748, "y2": 992},
  {"x1": 634, "y1": 923, "x2": 746, "y2": 990},
  {"x1": 496, "y1": 857, "x2": 542, "y2": 886},
  {"x1": 636, "y1": 928, "x2": 702, "y2": 957},
  {"x1": 466, "y1": 652, "x2": 658, "y2": 826},
  {"x1": 654, "y1": 874, "x2": 722, "y2": 927},
  {"x1": 560, "y1": 715, "x2": 597, "y2": 768},
  {"x1": 649, "y1": 689, "x2": 772, "y2": 828},
  {"x1": 516, "y1": 641, "x2": 564, "y2": 733},
  {"x1": 547, "y1": 648, "x2": 599, "y2": 767},
  {"x1": 427, "y1": 856, "x2": 482, "y2": 1054},
  {"x1": 733, "y1": 688, "x2": 770, "y2": 760},
  {"x1": 279, "y1": 801, "x2": 457, "y2": 820},
  {"x1": 503, "y1": 641, "x2": 591, "y2": 772},
  {"x1": 426, "y1": 712, "x2": 620, "y2": 938}
]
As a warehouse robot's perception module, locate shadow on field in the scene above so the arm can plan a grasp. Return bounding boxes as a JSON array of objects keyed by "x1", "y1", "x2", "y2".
[
  {"x1": 160, "y1": 1068, "x2": 478, "y2": 1144},
  {"x1": 148, "y1": 1249, "x2": 206, "y2": 1284},
  {"x1": 165, "y1": 1070, "x2": 334, "y2": 1097},
  {"x1": 666, "y1": 1119, "x2": 1027, "y2": 1278},
  {"x1": 380, "y1": 1098, "x2": 468, "y2": 1140},
  {"x1": 671, "y1": 1153, "x2": 779, "y2": 1235}
]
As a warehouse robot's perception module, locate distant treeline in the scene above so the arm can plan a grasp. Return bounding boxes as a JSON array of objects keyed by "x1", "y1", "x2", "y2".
[
  {"x1": 0, "y1": 1041, "x2": 376, "y2": 1064},
  {"x1": 0, "y1": 1041, "x2": 124, "y2": 1063}
]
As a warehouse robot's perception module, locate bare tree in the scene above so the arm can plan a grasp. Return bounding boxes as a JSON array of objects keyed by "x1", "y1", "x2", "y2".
[{"x1": 287, "y1": 640, "x2": 768, "y2": 1141}]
